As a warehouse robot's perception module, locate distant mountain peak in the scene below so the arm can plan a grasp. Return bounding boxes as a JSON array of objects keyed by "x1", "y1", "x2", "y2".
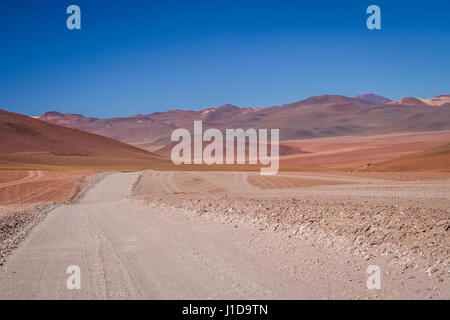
[
  {"x1": 355, "y1": 94, "x2": 392, "y2": 104},
  {"x1": 40, "y1": 111, "x2": 96, "y2": 121},
  {"x1": 215, "y1": 104, "x2": 240, "y2": 111},
  {"x1": 388, "y1": 95, "x2": 450, "y2": 106},
  {"x1": 300, "y1": 95, "x2": 354, "y2": 105},
  {"x1": 388, "y1": 97, "x2": 429, "y2": 106},
  {"x1": 37, "y1": 93, "x2": 450, "y2": 152},
  {"x1": 41, "y1": 111, "x2": 63, "y2": 117}
]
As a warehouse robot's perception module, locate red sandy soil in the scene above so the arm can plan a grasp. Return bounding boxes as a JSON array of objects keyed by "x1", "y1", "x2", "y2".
[
  {"x1": 321, "y1": 171, "x2": 450, "y2": 181},
  {"x1": 372, "y1": 143, "x2": 450, "y2": 171},
  {"x1": 0, "y1": 170, "x2": 93, "y2": 205},
  {"x1": 280, "y1": 130, "x2": 450, "y2": 169},
  {"x1": 145, "y1": 130, "x2": 450, "y2": 172},
  {"x1": 246, "y1": 174, "x2": 352, "y2": 189}
]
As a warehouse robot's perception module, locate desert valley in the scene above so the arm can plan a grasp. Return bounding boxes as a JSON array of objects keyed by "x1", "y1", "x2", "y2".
[{"x1": 0, "y1": 94, "x2": 449, "y2": 299}]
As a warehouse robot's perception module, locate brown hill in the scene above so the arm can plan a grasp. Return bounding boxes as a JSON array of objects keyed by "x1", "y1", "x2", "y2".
[
  {"x1": 355, "y1": 93, "x2": 392, "y2": 104},
  {"x1": 371, "y1": 142, "x2": 450, "y2": 172},
  {"x1": 388, "y1": 95, "x2": 450, "y2": 106},
  {"x1": 0, "y1": 109, "x2": 171, "y2": 170},
  {"x1": 39, "y1": 94, "x2": 450, "y2": 153}
]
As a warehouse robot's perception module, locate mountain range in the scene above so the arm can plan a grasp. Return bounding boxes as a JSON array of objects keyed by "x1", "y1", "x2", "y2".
[{"x1": 39, "y1": 94, "x2": 450, "y2": 154}]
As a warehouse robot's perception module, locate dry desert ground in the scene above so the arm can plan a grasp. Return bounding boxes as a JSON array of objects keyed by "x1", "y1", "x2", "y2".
[
  {"x1": 0, "y1": 111, "x2": 449, "y2": 299},
  {"x1": 0, "y1": 169, "x2": 448, "y2": 299}
]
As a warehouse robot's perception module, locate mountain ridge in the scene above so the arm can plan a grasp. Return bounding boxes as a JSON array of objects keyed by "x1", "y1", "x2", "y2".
[{"x1": 39, "y1": 94, "x2": 450, "y2": 152}]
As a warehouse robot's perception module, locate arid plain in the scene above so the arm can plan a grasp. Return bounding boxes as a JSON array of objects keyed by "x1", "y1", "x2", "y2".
[{"x1": 0, "y1": 94, "x2": 449, "y2": 299}]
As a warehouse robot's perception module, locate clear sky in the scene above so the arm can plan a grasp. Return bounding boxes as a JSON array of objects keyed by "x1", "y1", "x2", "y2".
[{"x1": 0, "y1": 0, "x2": 449, "y2": 117}]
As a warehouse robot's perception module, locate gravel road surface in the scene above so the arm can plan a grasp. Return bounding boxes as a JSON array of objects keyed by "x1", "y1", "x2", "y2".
[{"x1": 0, "y1": 172, "x2": 447, "y2": 299}]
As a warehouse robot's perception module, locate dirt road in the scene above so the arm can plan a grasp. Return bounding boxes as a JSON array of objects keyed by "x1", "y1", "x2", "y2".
[{"x1": 0, "y1": 172, "x2": 447, "y2": 299}]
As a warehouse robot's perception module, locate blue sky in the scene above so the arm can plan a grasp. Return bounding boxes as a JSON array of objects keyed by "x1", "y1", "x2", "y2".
[{"x1": 0, "y1": 0, "x2": 449, "y2": 117}]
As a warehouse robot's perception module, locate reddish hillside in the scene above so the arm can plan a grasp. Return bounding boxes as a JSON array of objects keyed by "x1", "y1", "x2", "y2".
[
  {"x1": 371, "y1": 143, "x2": 450, "y2": 172},
  {"x1": 39, "y1": 94, "x2": 450, "y2": 152},
  {"x1": 355, "y1": 93, "x2": 392, "y2": 104},
  {"x1": 0, "y1": 109, "x2": 162, "y2": 157},
  {"x1": 0, "y1": 109, "x2": 171, "y2": 170}
]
